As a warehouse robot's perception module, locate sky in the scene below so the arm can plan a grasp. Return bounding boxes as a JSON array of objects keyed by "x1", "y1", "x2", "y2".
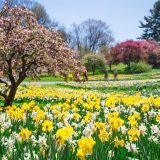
[
  {"x1": 0, "y1": 0, "x2": 157, "y2": 42},
  {"x1": 35, "y1": 0, "x2": 157, "y2": 42}
]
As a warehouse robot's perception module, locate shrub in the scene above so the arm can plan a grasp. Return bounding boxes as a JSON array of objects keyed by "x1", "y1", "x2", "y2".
[
  {"x1": 126, "y1": 62, "x2": 152, "y2": 73},
  {"x1": 112, "y1": 63, "x2": 127, "y2": 74},
  {"x1": 82, "y1": 54, "x2": 106, "y2": 75}
]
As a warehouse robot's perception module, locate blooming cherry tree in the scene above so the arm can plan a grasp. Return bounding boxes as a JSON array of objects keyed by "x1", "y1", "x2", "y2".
[{"x1": 0, "y1": 4, "x2": 82, "y2": 107}]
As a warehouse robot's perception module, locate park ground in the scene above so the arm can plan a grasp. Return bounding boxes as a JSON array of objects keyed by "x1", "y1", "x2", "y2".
[{"x1": 0, "y1": 67, "x2": 160, "y2": 160}]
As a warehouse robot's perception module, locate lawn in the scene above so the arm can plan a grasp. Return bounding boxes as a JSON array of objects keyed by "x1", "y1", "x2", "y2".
[{"x1": 24, "y1": 68, "x2": 160, "y2": 82}]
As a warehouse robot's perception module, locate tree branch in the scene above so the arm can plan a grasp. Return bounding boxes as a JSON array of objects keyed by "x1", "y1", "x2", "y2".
[
  {"x1": 0, "y1": 78, "x2": 9, "y2": 86},
  {"x1": 6, "y1": 59, "x2": 16, "y2": 85},
  {"x1": 0, "y1": 90, "x2": 7, "y2": 99}
]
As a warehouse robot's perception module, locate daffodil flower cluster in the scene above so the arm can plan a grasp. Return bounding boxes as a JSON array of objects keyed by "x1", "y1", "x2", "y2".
[{"x1": 0, "y1": 87, "x2": 160, "y2": 160}]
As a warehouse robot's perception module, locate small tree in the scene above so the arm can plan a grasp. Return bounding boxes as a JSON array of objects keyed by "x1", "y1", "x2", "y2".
[
  {"x1": 111, "y1": 40, "x2": 146, "y2": 71},
  {"x1": 99, "y1": 46, "x2": 113, "y2": 71},
  {"x1": 82, "y1": 54, "x2": 106, "y2": 75},
  {"x1": 0, "y1": 4, "x2": 81, "y2": 107}
]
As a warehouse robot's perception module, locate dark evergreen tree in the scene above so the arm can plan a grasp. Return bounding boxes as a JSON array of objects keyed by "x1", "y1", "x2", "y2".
[{"x1": 139, "y1": 0, "x2": 160, "y2": 41}]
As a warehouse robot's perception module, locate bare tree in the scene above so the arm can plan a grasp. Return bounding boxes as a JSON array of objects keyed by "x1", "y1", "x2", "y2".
[
  {"x1": 3, "y1": 0, "x2": 32, "y2": 8},
  {"x1": 68, "y1": 24, "x2": 82, "y2": 50},
  {"x1": 31, "y1": 1, "x2": 59, "y2": 28},
  {"x1": 3, "y1": 0, "x2": 59, "y2": 28},
  {"x1": 68, "y1": 19, "x2": 114, "y2": 53}
]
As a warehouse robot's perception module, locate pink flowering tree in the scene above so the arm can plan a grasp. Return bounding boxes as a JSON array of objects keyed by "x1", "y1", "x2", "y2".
[
  {"x1": 111, "y1": 40, "x2": 160, "y2": 70},
  {"x1": 140, "y1": 40, "x2": 160, "y2": 67},
  {"x1": 0, "y1": 4, "x2": 82, "y2": 107},
  {"x1": 111, "y1": 40, "x2": 143, "y2": 70}
]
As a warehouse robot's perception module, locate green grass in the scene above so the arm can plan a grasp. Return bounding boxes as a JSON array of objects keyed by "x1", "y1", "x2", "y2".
[
  {"x1": 24, "y1": 68, "x2": 160, "y2": 82},
  {"x1": 24, "y1": 75, "x2": 64, "y2": 82}
]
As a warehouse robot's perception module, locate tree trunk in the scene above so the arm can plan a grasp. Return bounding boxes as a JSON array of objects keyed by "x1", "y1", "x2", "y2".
[
  {"x1": 128, "y1": 62, "x2": 131, "y2": 72},
  {"x1": 92, "y1": 64, "x2": 96, "y2": 76},
  {"x1": 109, "y1": 63, "x2": 112, "y2": 72},
  {"x1": 92, "y1": 69, "x2": 95, "y2": 76},
  {"x1": 4, "y1": 85, "x2": 17, "y2": 107}
]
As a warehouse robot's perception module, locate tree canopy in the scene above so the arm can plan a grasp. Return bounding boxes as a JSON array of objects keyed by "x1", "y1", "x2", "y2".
[
  {"x1": 82, "y1": 54, "x2": 106, "y2": 75},
  {"x1": 111, "y1": 40, "x2": 160, "y2": 70},
  {"x1": 68, "y1": 19, "x2": 114, "y2": 53}
]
